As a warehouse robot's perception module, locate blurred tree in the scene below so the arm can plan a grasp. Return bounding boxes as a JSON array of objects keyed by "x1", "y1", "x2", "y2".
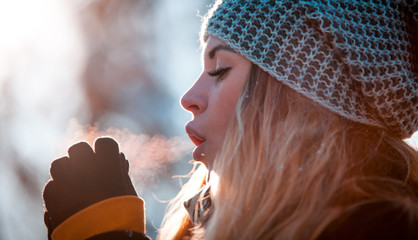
[{"x1": 78, "y1": 0, "x2": 175, "y2": 135}]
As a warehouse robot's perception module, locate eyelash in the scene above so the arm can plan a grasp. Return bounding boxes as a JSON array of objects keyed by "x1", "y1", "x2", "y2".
[{"x1": 208, "y1": 67, "x2": 231, "y2": 81}]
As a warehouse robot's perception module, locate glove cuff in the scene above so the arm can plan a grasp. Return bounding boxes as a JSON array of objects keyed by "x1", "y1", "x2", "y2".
[{"x1": 51, "y1": 196, "x2": 145, "y2": 240}]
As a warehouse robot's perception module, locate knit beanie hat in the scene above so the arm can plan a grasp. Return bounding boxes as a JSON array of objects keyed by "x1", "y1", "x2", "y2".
[{"x1": 201, "y1": 0, "x2": 418, "y2": 139}]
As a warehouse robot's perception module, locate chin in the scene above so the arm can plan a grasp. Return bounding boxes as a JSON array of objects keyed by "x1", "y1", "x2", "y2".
[
  {"x1": 193, "y1": 156, "x2": 212, "y2": 171},
  {"x1": 202, "y1": 159, "x2": 214, "y2": 172}
]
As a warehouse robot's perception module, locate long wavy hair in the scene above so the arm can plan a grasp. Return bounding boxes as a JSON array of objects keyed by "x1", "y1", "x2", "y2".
[{"x1": 158, "y1": 64, "x2": 418, "y2": 239}]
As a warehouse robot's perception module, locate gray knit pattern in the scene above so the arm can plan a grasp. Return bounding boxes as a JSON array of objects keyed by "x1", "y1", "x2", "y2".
[{"x1": 201, "y1": 0, "x2": 418, "y2": 138}]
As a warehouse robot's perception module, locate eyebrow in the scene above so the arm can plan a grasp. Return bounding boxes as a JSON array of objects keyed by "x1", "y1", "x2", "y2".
[{"x1": 208, "y1": 45, "x2": 236, "y2": 59}]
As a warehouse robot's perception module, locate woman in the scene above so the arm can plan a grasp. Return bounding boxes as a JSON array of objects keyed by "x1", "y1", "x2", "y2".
[{"x1": 43, "y1": 0, "x2": 418, "y2": 239}]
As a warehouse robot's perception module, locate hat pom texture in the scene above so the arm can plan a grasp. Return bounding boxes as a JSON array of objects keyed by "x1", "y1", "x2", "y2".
[{"x1": 202, "y1": 0, "x2": 418, "y2": 138}]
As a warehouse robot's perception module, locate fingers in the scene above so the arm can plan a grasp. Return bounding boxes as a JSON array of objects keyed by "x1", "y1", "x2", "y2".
[
  {"x1": 93, "y1": 138, "x2": 137, "y2": 196},
  {"x1": 94, "y1": 137, "x2": 120, "y2": 168},
  {"x1": 50, "y1": 138, "x2": 122, "y2": 183},
  {"x1": 43, "y1": 137, "x2": 138, "y2": 234},
  {"x1": 120, "y1": 152, "x2": 130, "y2": 173},
  {"x1": 119, "y1": 153, "x2": 137, "y2": 196},
  {"x1": 42, "y1": 179, "x2": 54, "y2": 205},
  {"x1": 43, "y1": 211, "x2": 54, "y2": 240},
  {"x1": 68, "y1": 141, "x2": 95, "y2": 179},
  {"x1": 68, "y1": 141, "x2": 95, "y2": 164},
  {"x1": 50, "y1": 142, "x2": 95, "y2": 185},
  {"x1": 49, "y1": 157, "x2": 71, "y2": 182},
  {"x1": 42, "y1": 179, "x2": 73, "y2": 226}
]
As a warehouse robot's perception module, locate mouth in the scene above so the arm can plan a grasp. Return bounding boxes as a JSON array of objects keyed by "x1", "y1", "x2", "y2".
[{"x1": 185, "y1": 124, "x2": 205, "y2": 146}]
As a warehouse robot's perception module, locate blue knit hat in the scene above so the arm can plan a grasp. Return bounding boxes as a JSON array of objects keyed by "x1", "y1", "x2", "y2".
[{"x1": 201, "y1": 0, "x2": 418, "y2": 139}]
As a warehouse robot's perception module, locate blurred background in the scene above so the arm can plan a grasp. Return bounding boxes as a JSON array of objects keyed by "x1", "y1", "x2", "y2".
[
  {"x1": 0, "y1": 0, "x2": 417, "y2": 239},
  {"x1": 0, "y1": 0, "x2": 211, "y2": 239}
]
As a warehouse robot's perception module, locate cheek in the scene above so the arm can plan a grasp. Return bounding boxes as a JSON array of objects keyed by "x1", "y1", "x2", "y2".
[
  {"x1": 209, "y1": 72, "x2": 247, "y2": 142},
  {"x1": 210, "y1": 90, "x2": 241, "y2": 142},
  {"x1": 219, "y1": 96, "x2": 238, "y2": 126}
]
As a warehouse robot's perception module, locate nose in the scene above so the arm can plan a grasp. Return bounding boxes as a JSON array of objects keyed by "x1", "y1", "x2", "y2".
[{"x1": 180, "y1": 75, "x2": 208, "y2": 115}]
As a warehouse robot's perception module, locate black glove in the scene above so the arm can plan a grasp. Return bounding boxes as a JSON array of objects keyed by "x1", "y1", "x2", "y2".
[{"x1": 43, "y1": 137, "x2": 137, "y2": 239}]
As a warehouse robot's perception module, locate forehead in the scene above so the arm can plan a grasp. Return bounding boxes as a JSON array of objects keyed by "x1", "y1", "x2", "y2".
[{"x1": 202, "y1": 36, "x2": 229, "y2": 57}]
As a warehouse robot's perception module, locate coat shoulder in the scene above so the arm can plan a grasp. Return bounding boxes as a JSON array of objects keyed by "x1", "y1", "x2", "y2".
[{"x1": 318, "y1": 200, "x2": 418, "y2": 240}]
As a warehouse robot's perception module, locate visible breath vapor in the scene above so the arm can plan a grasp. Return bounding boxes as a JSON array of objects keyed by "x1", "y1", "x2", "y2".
[{"x1": 57, "y1": 118, "x2": 194, "y2": 186}]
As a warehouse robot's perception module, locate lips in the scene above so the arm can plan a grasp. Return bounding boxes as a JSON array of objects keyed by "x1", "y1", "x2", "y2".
[{"x1": 185, "y1": 124, "x2": 205, "y2": 146}]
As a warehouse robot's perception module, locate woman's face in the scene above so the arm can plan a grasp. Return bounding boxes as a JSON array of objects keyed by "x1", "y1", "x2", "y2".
[{"x1": 181, "y1": 36, "x2": 252, "y2": 170}]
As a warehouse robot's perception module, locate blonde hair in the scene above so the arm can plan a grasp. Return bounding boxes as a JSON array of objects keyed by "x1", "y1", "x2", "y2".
[
  {"x1": 157, "y1": 163, "x2": 207, "y2": 240},
  {"x1": 159, "y1": 64, "x2": 418, "y2": 239}
]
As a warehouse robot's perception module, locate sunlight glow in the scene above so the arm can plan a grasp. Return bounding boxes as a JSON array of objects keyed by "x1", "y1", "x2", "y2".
[
  {"x1": 0, "y1": 0, "x2": 86, "y2": 84},
  {"x1": 0, "y1": 0, "x2": 87, "y2": 163},
  {"x1": 0, "y1": 1, "x2": 87, "y2": 238},
  {"x1": 405, "y1": 131, "x2": 418, "y2": 150}
]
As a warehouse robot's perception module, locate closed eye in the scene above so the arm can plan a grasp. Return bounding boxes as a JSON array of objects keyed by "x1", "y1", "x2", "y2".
[{"x1": 208, "y1": 67, "x2": 231, "y2": 81}]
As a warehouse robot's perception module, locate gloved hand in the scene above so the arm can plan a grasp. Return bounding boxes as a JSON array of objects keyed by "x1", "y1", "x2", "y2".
[{"x1": 43, "y1": 137, "x2": 137, "y2": 239}]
